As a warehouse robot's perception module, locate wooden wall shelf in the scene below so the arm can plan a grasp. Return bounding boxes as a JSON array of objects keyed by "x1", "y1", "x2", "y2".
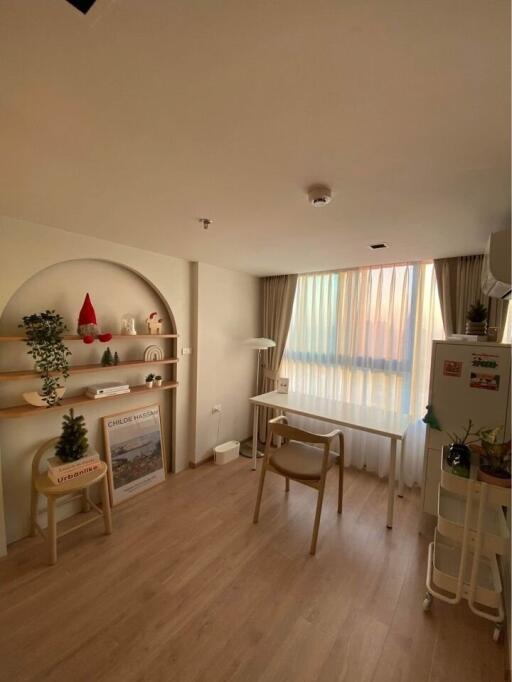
[
  {"x1": 0, "y1": 334, "x2": 178, "y2": 342},
  {"x1": 0, "y1": 357, "x2": 178, "y2": 382},
  {"x1": 0, "y1": 381, "x2": 179, "y2": 419}
]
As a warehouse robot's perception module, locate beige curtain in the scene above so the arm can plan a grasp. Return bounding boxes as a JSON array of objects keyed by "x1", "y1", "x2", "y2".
[
  {"x1": 258, "y1": 274, "x2": 298, "y2": 442},
  {"x1": 434, "y1": 255, "x2": 509, "y2": 340}
]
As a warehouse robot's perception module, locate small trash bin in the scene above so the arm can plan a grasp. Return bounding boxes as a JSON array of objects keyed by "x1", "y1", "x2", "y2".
[{"x1": 214, "y1": 440, "x2": 240, "y2": 465}]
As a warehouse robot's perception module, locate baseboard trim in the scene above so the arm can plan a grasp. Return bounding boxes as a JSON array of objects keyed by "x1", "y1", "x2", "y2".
[{"x1": 189, "y1": 455, "x2": 214, "y2": 469}]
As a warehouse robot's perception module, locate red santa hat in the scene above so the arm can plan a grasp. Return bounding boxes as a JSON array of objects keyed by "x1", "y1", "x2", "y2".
[{"x1": 78, "y1": 293, "x2": 97, "y2": 326}]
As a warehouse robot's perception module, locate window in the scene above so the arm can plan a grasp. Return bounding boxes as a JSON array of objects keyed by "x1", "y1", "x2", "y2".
[
  {"x1": 283, "y1": 262, "x2": 444, "y2": 418},
  {"x1": 281, "y1": 262, "x2": 444, "y2": 486}
]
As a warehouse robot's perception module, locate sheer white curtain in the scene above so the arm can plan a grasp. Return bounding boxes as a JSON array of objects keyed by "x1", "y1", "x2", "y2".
[
  {"x1": 281, "y1": 262, "x2": 444, "y2": 486},
  {"x1": 503, "y1": 307, "x2": 512, "y2": 343}
]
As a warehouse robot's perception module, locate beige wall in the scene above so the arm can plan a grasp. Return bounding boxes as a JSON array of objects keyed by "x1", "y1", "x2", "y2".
[
  {"x1": 0, "y1": 216, "x2": 260, "y2": 551},
  {"x1": 194, "y1": 263, "x2": 260, "y2": 462}
]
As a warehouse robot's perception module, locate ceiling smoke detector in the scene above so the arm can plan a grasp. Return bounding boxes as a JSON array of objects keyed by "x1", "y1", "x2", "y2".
[{"x1": 307, "y1": 185, "x2": 332, "y2": 207}]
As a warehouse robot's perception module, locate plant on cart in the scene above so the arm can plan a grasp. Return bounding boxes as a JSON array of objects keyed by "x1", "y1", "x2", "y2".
[
  {"x1": 446, "y1": 419, "x2": 481, "y2": 478},
  {"x1": 19, "y1": 310, "x2": 71, "y2": 407},
  {"x1": 473, "y1": 426, "x2": 511, "y2": 487}
]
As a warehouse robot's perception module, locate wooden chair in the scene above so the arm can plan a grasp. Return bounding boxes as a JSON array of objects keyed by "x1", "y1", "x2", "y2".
[
  {"x1": 253, "y1": 416, "x2": 344, "y2": 555},
  {"x1": 30, "y1": 437, "x2": 112, "y2": 565}
]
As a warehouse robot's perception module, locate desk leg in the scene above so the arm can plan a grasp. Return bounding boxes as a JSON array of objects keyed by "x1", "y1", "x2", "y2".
[
  {"x1": 387, "y1": 438, "x2": 397, "y2": 529},
  {"x1": 276, "y1": 409, "x2": 284, "y2": 448},
  {"x1": 252, "y1": 405, "x2": 259, "y2": 471},
  {"x1": 398, "y1": 437, "x2": 405, "y2": 499}
]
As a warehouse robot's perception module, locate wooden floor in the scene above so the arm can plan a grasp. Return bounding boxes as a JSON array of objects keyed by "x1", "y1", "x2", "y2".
[{"x1": 0, "y1": 458, "x2": 505, "y2": 682}]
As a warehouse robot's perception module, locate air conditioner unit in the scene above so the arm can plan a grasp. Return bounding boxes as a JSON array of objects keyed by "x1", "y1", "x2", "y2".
[{"x1": 481, "y1": 229, "x2": 511, "y2": 300}]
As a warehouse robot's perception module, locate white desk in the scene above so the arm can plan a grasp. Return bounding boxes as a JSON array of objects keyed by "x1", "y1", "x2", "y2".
[{"x1": 250, "y1": 391, "x2": 411, "y2": 528}]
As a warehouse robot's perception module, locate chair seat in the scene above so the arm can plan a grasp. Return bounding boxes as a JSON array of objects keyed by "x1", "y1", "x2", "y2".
[
  {"x1": 35, "y1": 461, "x2": 108, "y2": 495},
  {"x1": 269, "y1": 441, "x2": 335, "y2": 480}
]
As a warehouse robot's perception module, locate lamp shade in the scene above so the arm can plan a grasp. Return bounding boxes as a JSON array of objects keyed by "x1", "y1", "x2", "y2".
[{"x1": 243, "y1": 337, "x2": 276, "y2": 350}]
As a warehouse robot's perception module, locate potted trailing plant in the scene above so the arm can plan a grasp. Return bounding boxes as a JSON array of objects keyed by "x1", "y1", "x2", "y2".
[
  {"x1": 154, "y1": 375, "x2": 163, "y2": 387},
  {"x1": 446, "y1": 419, "x2": 480, "y2": 478},
  {"x1": 465, "y1": 301, "x2": 487, "y2": 336},
  {"x1": 474, "y1": 427, "x2": 511, "y2": 488},
  {"x1": 55, "y1": 409, "x2": 89, "y2": 462},
  {"x1": 19, "y1": 310, "x2": 71, "y2": 407},
  {"x1": 145, "y1": 373, "x2": 155, "y2": 388}
]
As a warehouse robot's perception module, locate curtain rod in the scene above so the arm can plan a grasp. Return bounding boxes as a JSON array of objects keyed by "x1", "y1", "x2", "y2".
[{"x1": 300, "y1": 259, "x2": 433, "y2": 277}]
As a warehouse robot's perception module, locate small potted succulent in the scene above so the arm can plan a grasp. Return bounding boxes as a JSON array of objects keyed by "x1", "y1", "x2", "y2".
[
  {"x1": 154, "y1": 375, "x2": 163, "y2": 387},
  {"x1": 446, "y1": 419, "x2": 481, "y2": 478},
  {"x1": 473, "y1": 427, "x2": 511, "y2": 488},
  {"x1": 145, "y1": 373, "x2": 155, "y2": 388},
  {"x1": 465, "y1": 301, "x2": 487, "y2": 336}
]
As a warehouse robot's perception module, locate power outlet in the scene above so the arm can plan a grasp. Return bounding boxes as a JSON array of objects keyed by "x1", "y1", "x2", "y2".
[{"x1": 212, "y1": 404, "x2": 222, "y2": 414}]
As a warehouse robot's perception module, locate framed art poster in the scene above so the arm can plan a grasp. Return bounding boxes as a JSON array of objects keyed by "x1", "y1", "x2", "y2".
[{"x1": 102, "y1": 404, "x2": 165, "y2": 505}]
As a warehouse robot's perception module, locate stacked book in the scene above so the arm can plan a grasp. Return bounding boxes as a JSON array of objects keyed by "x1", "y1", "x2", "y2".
[
  {"x1": 85, "y1": 382, "x2": 131, "y2": 399},
  {"x1": 47, "y1": 451, "x2": 101, "y2": 485}
]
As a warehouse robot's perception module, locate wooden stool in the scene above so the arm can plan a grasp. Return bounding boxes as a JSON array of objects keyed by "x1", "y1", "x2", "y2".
[{"x1": 30, "y1": 437, "x2": 112, "y2": 565}]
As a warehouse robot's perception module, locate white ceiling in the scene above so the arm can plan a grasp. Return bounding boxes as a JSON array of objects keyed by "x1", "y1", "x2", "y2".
[{"x1": 0, "y1": 0, "x2": 510, "y2": 276}]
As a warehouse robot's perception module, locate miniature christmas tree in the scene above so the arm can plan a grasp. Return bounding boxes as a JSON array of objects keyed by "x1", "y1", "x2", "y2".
[
  {"x1": 113, "y1": 351, "x2": 120, "y2": 365},
  {"x1": 101, "y1": 347, "x2": 114, "y2": 366},
  {"x1": 55, "y1": 409, "x2": 89, "y2": 462}
]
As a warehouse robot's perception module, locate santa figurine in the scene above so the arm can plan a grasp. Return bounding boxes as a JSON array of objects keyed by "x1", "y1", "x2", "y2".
[{"x1": 77, "y1": 293, "x2": 112, "y2": 344}]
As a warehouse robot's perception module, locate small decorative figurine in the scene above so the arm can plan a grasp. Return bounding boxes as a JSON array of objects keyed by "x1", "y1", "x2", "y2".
[
  {"x1": 113, "y1": 351, "x2": 120, "y2": 366},
  {"x1": 101, "y1": 347, "x2": 115, "y2": 367},
  {"x1": 146, "y1": 312, "x2": 163, "y2": 335},
  {"x1": 121, "y1": 315, "x2": 137, "y2": 336},
  {"x1": 77, "y1": 293, "x2": 112, "y2": 344},
  {"x1": 144, "y1": 345, "x2": 164, "y2": 362},
  {"x1": 422, "y1": 404, "x2": 441, "y2": 431}
]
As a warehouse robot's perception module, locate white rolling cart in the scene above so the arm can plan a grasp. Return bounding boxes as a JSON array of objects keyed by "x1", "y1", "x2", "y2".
[{"x1": 424, "y1": 446, "x2": 510, "y2": 642}]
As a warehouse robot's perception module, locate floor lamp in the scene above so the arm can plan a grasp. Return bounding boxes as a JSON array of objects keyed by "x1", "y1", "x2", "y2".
[{"x1": 240, "y1": 337, "x2": 276, "y2": 459}]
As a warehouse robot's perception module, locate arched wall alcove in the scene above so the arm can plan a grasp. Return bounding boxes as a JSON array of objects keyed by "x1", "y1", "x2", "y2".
[{"x1": 0, "y1": 258, "x2": 181, "y2": 545}]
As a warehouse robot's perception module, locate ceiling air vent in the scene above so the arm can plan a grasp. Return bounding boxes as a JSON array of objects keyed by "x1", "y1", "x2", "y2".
[{"x1": 369, "y1": 242, "x2": 389, "y2": 250}]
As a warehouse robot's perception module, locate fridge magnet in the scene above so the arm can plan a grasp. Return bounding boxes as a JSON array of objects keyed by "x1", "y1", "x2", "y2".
[
  {"x1": 102, "y1": 404, "x2": 165, "y2": 505},
  {"x1": 471, "y1": 353, "x2": 499, "y2": 370},
  {"x1": 443, "y1": 360, "x2": 462, "y2": 377},
  {"x1": 469, "y1": 372, "x2": 500, "y2": 391}
]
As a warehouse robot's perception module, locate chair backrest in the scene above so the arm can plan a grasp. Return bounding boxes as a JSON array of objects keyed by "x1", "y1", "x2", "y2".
[
  {"x1": 267, "y1": 420, "x2": 333, "y2": 446},
  {"x1": 265, "y1": 416, "x2": 344, "y2": 464}
]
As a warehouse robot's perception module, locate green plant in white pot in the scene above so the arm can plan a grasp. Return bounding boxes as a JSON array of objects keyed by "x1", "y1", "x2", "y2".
[{"x1": 19, "y1": 311, "x2": 71, "y2": 407}]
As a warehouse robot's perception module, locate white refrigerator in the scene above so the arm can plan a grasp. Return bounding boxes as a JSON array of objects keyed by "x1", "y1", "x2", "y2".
[{"x1": 421, "y1": 340, "x2": 511, "y2": 516}]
